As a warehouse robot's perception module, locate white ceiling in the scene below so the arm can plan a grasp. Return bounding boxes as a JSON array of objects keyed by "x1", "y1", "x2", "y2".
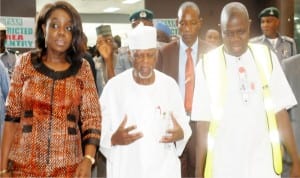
[
  {"x1": 35, "y1": 0, "x2": 145, "y2": 47},
  {"x1": 36, "y1": 0, "x2": 145, "y2": 15}
]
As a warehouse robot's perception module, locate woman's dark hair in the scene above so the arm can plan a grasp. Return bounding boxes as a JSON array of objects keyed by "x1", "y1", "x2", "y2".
[{"x1": 35, "y1": 1, "x2": 85, "y2": 62}]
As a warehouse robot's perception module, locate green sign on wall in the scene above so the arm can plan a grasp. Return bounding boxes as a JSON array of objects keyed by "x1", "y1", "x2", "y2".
[{"x1": 0, "y1": 16, "x2": 35, "y2": 48}]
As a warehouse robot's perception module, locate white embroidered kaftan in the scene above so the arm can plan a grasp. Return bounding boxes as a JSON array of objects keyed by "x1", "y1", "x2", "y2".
[{"x1": 100, "y1": 69, "x2": 192, "y2": 178}]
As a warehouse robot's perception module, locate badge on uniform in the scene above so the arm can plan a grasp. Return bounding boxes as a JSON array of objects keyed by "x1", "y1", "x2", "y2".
[
  {"x1": 139, "y1": 11, "x2": 147, "y2": 18},
  {"x1": 282, "y1": 48, "x2": 288, "y2": 58}
]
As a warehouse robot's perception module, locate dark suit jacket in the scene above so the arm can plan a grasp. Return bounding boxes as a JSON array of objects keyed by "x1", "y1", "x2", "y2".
[
  {"x1": 282, "y1": 54, "x2": 300, "y2": 159},
  {"x1": 156, "y1": 39, "x2": 213, "y2": 82}
]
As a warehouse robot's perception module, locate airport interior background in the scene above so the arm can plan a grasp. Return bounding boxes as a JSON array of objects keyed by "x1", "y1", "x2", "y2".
[{"x1": 0, "y1": 0, "x2": 299, "y2": 53}]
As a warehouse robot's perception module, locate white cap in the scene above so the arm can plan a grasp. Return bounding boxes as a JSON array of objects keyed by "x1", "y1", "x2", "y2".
[
  {"x1": 128, "y1": 23, "x2": 157, "y2": 50},
  {"x1": 0, "y1": 22, "x2": 6, "y2": 31}
]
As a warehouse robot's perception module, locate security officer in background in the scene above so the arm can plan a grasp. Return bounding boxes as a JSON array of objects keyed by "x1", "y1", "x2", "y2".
[
  {"x1": 129, "y1": 9, "x2": 154, "y2": 28},
  {"x1": 282, "y1": 54, "x2": 300, "y2": 178},
  {"x1": 250, "y1": 7, "x2": 297, "y2": 64},
  {"x1": 251, "y1": 7, "x2": 299, "y2": 178},
  {"x1": 115, "y1": 9, "x2": 154, "y2": 74},
  {"x1": 0, "y1": 22, "x2": 17, "y2": 79}
]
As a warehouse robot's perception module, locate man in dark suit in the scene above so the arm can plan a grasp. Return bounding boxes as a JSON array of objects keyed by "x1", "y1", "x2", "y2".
[
  {"x1": 156, "y1": 1, "x2": 213, "y2": 177},
  {"x1": 281, "y1": 54, "x2": 300, "y2": 178}
]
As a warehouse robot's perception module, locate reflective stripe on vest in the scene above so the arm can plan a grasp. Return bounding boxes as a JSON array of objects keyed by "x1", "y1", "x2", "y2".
[
  {"x1": 203, "y1": 44, "x2": 282, "y2": 178},
  {"x1": 249, "y1": 43, "x2": 282, "y2": 175}
]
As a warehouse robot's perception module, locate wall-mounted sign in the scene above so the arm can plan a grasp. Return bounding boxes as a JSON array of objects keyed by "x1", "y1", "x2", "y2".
[{"x1": 0, "y1": 16, "x2": 35, "y2": 48}]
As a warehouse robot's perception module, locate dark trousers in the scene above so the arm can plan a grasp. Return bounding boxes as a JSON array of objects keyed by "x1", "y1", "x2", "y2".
[
  {"x1": 92, "y1": 151, "x2": 106, "y2": 178},
  {"x1": 180, "y1": 121, "x2": 196, "y2": 178}
]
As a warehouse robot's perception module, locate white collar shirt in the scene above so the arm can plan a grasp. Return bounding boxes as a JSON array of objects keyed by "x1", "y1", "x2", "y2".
[{"x1": 178, "y1": 37, "x2": 198, "y2": 98}]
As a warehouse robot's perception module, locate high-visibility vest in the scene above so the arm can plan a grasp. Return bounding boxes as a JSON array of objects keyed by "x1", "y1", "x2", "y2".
[{"x1": 202, "y1": 43, "x2": 282, "y2": 178}]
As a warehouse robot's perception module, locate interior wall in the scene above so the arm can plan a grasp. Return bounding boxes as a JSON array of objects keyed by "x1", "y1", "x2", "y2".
[
  {"x1": 294, "y1": 0, "x2": 300, "y2": 53},
  {"x1": 146, "y1": 0, "x2": 294, "y2": 39},
  {"x1": 0, "y1": 0, "x2": 36, "y2": 53},
  {"x1": 80, "y1": 13, "x2": 131, "y2": 47},
  {"x1": 0, "y1": 0, "x2": 36, "y2": 17},
  {"x1": 0, "y1": 0, "x2": 295, "y2": 51}
]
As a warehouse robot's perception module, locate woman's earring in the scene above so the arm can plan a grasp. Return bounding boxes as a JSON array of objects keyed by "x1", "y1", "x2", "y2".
[
  {"x1": 72, "y1": 44, "x2": 76, "y2": 52},
  {"x1": 44, "y1": 36, "x2": 47, "y2": 48}
]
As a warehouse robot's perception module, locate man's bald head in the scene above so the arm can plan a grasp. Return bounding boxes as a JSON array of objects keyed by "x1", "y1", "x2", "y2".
[
  {"x1": 220, "y1": 2, "x2": 251, "y2": 57},
  {"x1": 178, "y1": 1, "x2": 200, "y2": 19},
  {"x1": 177, "y1": 1, "x2": 202, "y2": 47},
  {"x1": 220, "y1": 2, "x2": 249, "y2": 29}
]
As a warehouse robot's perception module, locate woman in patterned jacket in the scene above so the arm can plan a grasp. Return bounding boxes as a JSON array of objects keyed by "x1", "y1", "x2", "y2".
[{"x1": 0, "y1": 1, "x2": 101, "y2": 177}]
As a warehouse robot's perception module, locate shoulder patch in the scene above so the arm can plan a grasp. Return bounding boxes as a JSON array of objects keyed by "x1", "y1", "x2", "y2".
[
  {"x1": 250, "y1": 36, "x2": 263, "y2": 43},
  {"x1": 282, "y1": 36, "x2": 294, "y2": 42}
]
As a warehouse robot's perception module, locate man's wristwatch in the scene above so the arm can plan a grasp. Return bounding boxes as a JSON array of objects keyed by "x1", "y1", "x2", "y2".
[{"x1": 84, "y1": 155, "x2": 95, "y2": 165}]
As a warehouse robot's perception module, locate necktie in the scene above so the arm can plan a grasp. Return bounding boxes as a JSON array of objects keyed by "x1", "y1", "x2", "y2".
[{"x1": 184, "y1": 47, "x2": 195, "y2": 113}]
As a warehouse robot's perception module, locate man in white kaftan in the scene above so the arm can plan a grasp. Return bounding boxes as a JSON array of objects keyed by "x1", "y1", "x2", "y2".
[
  {"x1": 192, "y1": 47, "x2": 296, "y2": 178},
  {"x1": 100, "y1": 69, "x2": 191, "y2": 178},
  {"x1": 192, "y1": 2, "x2": 300, "y2": 178},
  {"x1": 99, "y1": 24, "x2": 191, "y2": 178}
]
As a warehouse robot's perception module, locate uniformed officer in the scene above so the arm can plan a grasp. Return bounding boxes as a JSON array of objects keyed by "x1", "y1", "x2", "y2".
[
  {"x1": 129, "y1": 9, "x2": 154, "y2": 28},
  {"x1": 250, "y1": 7, "x2": 297, "y2": 64},
  {"x1": 115, "y1": 9, "x2": 154, "y2": 74}
]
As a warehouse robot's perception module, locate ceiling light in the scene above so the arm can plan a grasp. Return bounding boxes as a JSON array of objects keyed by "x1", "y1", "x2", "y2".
[
  {"x1": 103, "y1": 7, "x2": 120, "y2": 13},
  {"x1": 122, "y1": 0, "x2": 142, "y2": 4}
]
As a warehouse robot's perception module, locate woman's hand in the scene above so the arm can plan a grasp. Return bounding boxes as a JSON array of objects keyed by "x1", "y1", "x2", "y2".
[
  {"x1": 0, "y1": 170, "x2": 12, "y2": 178},
  {"x1": 74, "y1": 158, "x2": 93, "y2": 178}
]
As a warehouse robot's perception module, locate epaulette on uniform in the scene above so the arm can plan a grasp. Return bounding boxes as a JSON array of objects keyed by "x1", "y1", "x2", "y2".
[
  {"x1": 7, "y1": 49, "x2": 16, "y2": 54},
  {"x1": 250, "y1": 35, "x2": 264, "y2": 43},
  {"x1": 282, "y1": 36, "x2": 294, "y2": 43}
]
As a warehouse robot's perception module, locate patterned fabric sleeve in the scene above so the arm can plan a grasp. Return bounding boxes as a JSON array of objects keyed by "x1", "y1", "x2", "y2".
[
  {"x1": 79, "y1": 59, "x2": 102, "y2": 147},
  {"x1": 5, "y1": 53, "x2": 29, "y2": 122}
]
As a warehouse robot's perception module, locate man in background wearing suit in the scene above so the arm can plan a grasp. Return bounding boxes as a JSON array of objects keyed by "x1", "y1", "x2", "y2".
[
  {"x1": 282, "y1": 54, "x2": 300, "y2": 178},
  {"x1": 156, "y1": 1, "x2": 213, "y2": 177}
]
